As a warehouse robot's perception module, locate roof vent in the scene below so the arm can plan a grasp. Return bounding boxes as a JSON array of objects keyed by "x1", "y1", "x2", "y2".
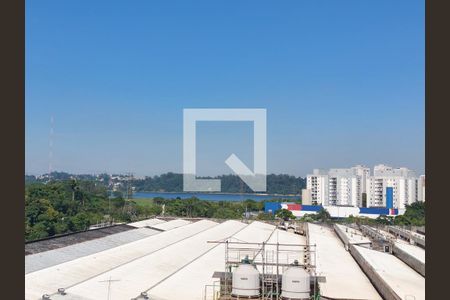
[
  {"x1": 240, "y1": 255, "x2": 251, "y2": 264},
  {"x1": 58, "y1": 288, "x2": 66, "y2": 295},
  {"x1": 42, "y1": 295, "x2": 51, "y2": 299}
]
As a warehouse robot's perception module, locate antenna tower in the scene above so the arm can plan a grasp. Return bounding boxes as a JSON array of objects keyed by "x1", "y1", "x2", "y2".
[{"x1": 48, "y1": 116, "x2": 55, "y2": 179}]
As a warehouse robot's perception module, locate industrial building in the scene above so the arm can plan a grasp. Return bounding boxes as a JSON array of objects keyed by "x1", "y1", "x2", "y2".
[
  {"x1": 26, "y1": 218, "x2": 425, "y2": 300},
  {"x1": 264, "y1": 202, "x2": 402, "y2": 218}
]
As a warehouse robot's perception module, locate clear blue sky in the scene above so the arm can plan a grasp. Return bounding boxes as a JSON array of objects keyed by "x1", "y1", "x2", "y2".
[{"x1": 25, "y1": 0, "x2": 425, "y2": 177}]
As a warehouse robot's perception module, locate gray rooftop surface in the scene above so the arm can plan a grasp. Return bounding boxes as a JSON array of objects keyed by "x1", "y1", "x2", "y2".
[
  {"x1": 25, "y1": 224, "x2": 135, "y2": 255},
  {"x1": 25, "y1": 227, "x2": 160, "y2": 274}
]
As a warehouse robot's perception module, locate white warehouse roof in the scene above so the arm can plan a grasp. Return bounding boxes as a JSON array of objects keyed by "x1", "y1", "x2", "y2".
[
  {"x1": 353, "y1": 245, "x2": 425, "y2": 300},
  {"x1": 395, "y1": 242, "x2": 425, "y2": 264},
  {"x1": 151, "y1": 218, "x2": 192, "y2": 230},
  {"x1": 25, "y1": 227, "x2": 160, "y2": 274},
  {"x1": 25, "y1": 219, "x2": 217, "y2": 300},
  {"x1": 335, "y1": 224, "x2": 372, "y2": 245},
  {"x1": 308, "y1": 223, "x2": 382, "y2": 300},
  {"x1": 25, "y1": 219, "x2": 423, "y2": 300},
  {"x1": 148, "y1": 221, "x2": 280, "y2": 300},
  {"x1": 127, "y1": 217, "x2": 166, "y2": 228},
  {"x1": 58, "y1": 220, "x2": 248, "y2": 299},
  {"x1": 26, "y1": 220, "x2": 307, "y2": 300}
]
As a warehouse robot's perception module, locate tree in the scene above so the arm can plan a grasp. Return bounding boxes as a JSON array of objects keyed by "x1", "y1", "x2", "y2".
[
  {"x1": 376, "y1": 215, "x2": 394, "y2": 225},
  {"x1": 315, "y1": 208, "x2": 331, "y2": 222},
  {"x1": 276, "y1": 209, "x2": 295, "y2": 221},
  {"x1": 393, "y1": 214, "x2": 411, "y2": 226},
  {"x1": 242, "y1": 199, "x2": 264, "y2": 212},
  {"x1": 256, "y1": 212, "x2": 275, "y2": 221},
  {"x1": 299, "y1": 214, "x2": 314, "y2": 222},
  {"x1": 69, "y1": 212, "x2": 91, "y2": 231},
  {"x1": 27, "y1": 223, "x2": 49, "y2": 240},
  {"x1": 393, "y1": 201, "x2": 425, "y2": 226}
]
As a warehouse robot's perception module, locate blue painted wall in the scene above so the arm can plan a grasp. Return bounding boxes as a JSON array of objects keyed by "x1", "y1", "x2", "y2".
[
  {"x1": 386, "y1": 187, "x2": 394, "y2": 209},
  {"x1": 264, "y1": 202, "x2": 281, "y2": 213}
]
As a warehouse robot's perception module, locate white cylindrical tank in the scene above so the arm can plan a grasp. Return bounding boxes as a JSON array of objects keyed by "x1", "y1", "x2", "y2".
[
  {"x1": 231, "y1": 259, "x2": 260, "y2": 298},
  {"x1": 281, "y1": 261, "x2": 310, "y2": 300}
]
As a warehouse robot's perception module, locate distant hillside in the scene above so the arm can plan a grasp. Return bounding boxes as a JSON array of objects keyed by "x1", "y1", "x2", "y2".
[{"x1": 132, "y1": 173, "x2": 305, "y2": 195}]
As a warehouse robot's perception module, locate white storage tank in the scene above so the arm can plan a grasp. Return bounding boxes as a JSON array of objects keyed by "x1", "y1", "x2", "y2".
[
  {"x1": 281, "y1": 260, "x2": 311, "y2": 300},
  {"x1": 231, "y1": 256, "x2": 260, "y2": 298}
]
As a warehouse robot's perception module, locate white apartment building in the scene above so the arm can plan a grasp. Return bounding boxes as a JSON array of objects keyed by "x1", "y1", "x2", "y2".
[
  {"x1": 301, "y1": 188, "x2": 312, "y2": 205},
  {"x1": 306, "y1": 165, "x2": 369, "y2": 206},
  {"x1": 306, "y1": 169, "x2": 328, "y2": 205},
  {"x1": 328, "y1": 165, "x2": 370, "y2": 207},
  {"x1": 306, "y1": 164, "x2": 420, "y2": 209},
  {"x1": 366, "y1": 164, "x2": 418, "y2": 209}
]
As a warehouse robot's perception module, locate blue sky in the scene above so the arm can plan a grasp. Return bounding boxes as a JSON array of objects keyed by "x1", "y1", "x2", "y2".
[{"x1": 25, "y1": 0, "x2": 424, "y2": 177}]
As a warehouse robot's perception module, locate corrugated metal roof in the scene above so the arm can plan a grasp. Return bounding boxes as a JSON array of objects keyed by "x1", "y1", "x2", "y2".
[
  {"x1": 25, "y1": 227, "x2": 160, "y2": 274},
  {"x1": 33, "y1": 221, "x2": 306, "y2": 300},
  {"x1": 25, "y1": 219, "x2": 216, "y2": 300},
  {"x1": 127, "y1": 218, "x2": 166, "y2": 228},
  {"x1": 60, "y1": 220, "x2": 247, "y2": 300},
  {"x1": 25, "y1": 224, "x2": 135, "y2": 255},
  {"x1": 27, "y1": 220, "x2": 419, "y2": 300}
]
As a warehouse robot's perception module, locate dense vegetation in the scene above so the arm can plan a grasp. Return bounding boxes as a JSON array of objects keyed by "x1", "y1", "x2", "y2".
[
  {"x1": 299, "y1": 208, "x2": 332, "y2": 223},
  {"x1": 375, "y1": 201, "x2": 426, "y2": 226},
  {"x1": 153, "y1": 197, "x2": 266, "y2": 219},
  {"x1": 24, "y1": 180, "x2": 292, "y2": 241},
  {"x1": 336, "y1": 202, "x2": 426, "y2": 226},
  {"x1": 25, "y1": 180, "x2": 159, "y2": 241},
  {"x1": 276, "y1": 209, "x2": 296, "y2": 220},
  {"x1": 25, "y1": 178, "x2": 425, "y2": 241}
]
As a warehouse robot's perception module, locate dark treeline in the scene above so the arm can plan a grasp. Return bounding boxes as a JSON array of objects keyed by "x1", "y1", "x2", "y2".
[{"x1": 131, "y1": 173, "x2": 305, "y2": 194}]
